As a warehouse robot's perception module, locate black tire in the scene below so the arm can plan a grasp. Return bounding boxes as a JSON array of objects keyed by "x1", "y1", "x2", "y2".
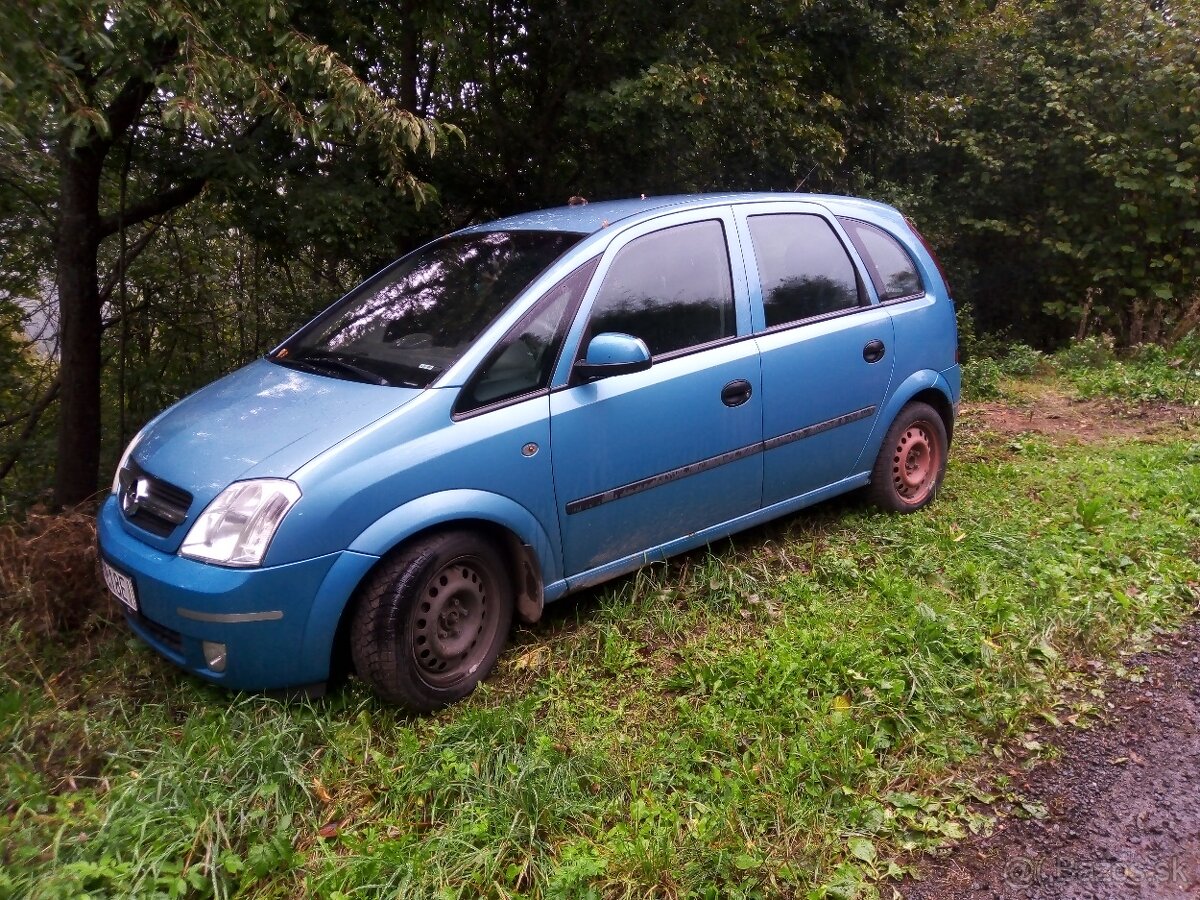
[
  {"x1": 867, "y1": 402, "x2": 948, "y2": 513},
  {"x1": 350, "y1": 530, "x2": 514, "y2": 711}
]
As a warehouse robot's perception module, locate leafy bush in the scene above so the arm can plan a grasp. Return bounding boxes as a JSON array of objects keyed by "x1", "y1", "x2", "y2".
[
  {"x1": 962, "y1": 357, "x2": 1003, "y2": 401},
  {"x1": 997, "y1": 343, "x2": 1048, "y2": 378},
  {"x1": 1053, "y1": 335, "x2": 1116, "y2": 371},
  {"x1": 1054, "y1": 332, "x2": 1200, "y2": 404}
]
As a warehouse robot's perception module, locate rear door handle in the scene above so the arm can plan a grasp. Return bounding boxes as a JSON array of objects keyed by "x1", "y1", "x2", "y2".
[
  {"x1": 863, "y1": 339, "x2": 886, "y2": 364},
  {"x1": 721, "y1": 379, "x2": 753, "y2": 407}
]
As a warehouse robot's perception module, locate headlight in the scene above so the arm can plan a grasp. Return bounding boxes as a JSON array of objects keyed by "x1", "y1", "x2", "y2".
[
  {"x1": 111, "y1": 426, "x2": 150, "y2": 494},
  {"x1": 180, "y1": 479, "x2": 301, "y2": 567}
]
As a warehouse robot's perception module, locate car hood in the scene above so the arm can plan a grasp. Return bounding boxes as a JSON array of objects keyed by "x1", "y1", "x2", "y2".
[{"x1": 131, "y1": 359, "x2": 421, "y2": 502}]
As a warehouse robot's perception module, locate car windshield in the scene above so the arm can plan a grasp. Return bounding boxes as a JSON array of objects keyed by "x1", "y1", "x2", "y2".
[{"x1": 272, "y1": 230, "x2": 583, "y2": 388}]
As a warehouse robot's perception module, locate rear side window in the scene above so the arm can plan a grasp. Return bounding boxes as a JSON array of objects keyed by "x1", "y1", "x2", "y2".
[
  {"x1": 839, "y1": 218, "x2": 924, "y2": 301},
  {"x1": 747, "y1": 214, "x2": 862, "y2": 327},
  {"x1": 587, "y1": 220, "x2": 735, "y2": 357}
]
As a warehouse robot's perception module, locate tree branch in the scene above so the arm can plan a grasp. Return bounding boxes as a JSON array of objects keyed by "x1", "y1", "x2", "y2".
[
  {"x1": 100, "y1": 300, "x2": 152, "y2": 333},
  {"x1": 98, "y1": 37, "x2": 180, "y2": 152},
  {"x1": 97, "y1": 177, "x2": 207, "y2": 238},
  {"x1": 97, "y1": 220, "x2": 165, "y2": 305},
  {"x1": 0, "y1": 376, "x2": 61, "y2": 482},
  {"x1": 102, "y1": 76, "x2": 156, "y2": 150}
]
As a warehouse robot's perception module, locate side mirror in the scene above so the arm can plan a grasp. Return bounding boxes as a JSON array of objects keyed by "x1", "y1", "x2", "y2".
[{"x1": 573, "y1": 332, "x2": 652, "y2": 383}]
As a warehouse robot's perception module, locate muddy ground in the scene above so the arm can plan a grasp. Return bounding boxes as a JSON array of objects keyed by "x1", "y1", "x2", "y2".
[
  {"x1": 959, "y1": 388, "x2": 1198, "y2": 445},
  {"x1": 901, "y1": 394, "x2": 1200, "y2": 899},
  {"x1": 900, "y1": 625, "x2": 1200, "y2": 899}
]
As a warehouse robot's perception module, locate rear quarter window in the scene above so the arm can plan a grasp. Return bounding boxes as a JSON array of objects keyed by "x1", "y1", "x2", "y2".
[{"x1": 838, "y1": 218, "x2": 924, "y2": 302}]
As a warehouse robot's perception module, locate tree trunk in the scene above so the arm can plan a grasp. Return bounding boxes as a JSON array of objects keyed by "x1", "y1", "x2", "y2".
[
  {"x1": 399, "y1": 0, "x2": 421, "y2": 114},
  {"x1": 53, "y1": 146, "x2": 106, "y2": 508}
]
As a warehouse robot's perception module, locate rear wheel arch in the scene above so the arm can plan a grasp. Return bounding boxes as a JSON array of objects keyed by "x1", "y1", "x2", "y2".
[
  {"x1": 867, "y1": 400, "x2": 949, "y2": 513},
  {"x1": 908, "y1": 387, "x2": 954, "y2": 444}
]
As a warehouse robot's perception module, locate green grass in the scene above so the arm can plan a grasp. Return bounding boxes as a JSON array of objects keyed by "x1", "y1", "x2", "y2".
[{"x1": 2, "y1": 376, "x2": 1199, "y2": 899}]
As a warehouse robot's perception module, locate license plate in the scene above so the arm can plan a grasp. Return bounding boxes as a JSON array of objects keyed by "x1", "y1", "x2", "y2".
[{"x1": 102, "y1": 559, "x2": 138, "y2": 614}]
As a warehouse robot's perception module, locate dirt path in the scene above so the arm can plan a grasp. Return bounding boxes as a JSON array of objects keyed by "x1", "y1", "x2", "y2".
[
  {"x1": 901, "y1": 392, "x2": 1200, "y2": 898},
  {"x1": 900, "y1": 625, "x2": 1200, "y2": 899},
  {"x1": 959, "y1": 388, "x2": 1197, "y2": 445}
]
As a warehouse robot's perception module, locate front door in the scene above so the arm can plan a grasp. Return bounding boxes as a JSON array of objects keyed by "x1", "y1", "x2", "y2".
[{"x1": 550, "y1": 212, "x2": 763, "y2": 578}]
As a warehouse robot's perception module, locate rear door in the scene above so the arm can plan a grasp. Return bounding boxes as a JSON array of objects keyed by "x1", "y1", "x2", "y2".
[
  {"x1": 734, "y1": 204, "x2": 895, "y2": 507},
  {"x1": 549, "y1": 209, "x2": 763, "y2": 577}
]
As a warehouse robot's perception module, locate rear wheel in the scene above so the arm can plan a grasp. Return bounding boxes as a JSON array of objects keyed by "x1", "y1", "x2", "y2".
[
  {"x1": 350, "y1": 530, "x2": 513, "y2": 711},
  {"x1": 867, "y1": 402, "x2": 947, "y2": 513}
]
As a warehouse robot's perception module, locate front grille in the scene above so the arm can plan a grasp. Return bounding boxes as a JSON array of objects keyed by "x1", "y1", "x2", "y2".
[
  {"x1": 118, "y1": 461, "x2": 193, "y2": 538},
  {"x1": 132, "y1": 611, "x2": 184, "y2": 654}
]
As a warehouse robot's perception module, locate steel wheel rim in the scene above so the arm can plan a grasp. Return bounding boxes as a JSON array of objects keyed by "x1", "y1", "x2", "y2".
[
  {"x1": 412, "y1": 557, "x2": 495, "y2": 686},
  {"x1": 891, "y1": 420, "x2": 940, "y2": 503}
]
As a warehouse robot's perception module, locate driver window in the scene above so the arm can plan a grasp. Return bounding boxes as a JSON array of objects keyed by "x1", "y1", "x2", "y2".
[
  {"x1": 457, "y1": 257, "x2": 599, "y2": 414},
  {"x1": 587, "y1": 220, "x2": 735, "y2": 357}
]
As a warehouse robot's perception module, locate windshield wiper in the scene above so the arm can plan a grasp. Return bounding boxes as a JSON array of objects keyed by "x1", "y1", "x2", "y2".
[{"x1": 283, "y1": 350, "x2": 393, "y2": 386}]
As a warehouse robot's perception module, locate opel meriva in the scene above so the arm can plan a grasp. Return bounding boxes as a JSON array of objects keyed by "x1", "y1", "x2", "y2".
[{"x1": 98, "y1": 194, "x2": 960, "y2": 710}]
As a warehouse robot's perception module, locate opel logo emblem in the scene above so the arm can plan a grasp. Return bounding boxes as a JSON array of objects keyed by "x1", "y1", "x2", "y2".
[{"x1": 122, "y1": 477, "x2": 151, "y2": 515}]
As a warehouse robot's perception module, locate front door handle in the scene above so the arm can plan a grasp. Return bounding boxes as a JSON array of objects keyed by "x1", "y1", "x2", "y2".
[
  {"x1": 721, "y1": 379, "x2": 753, "y2": 407},
  {"x1": 863, "y1": 339, "x2": 886, "y2": 364}
]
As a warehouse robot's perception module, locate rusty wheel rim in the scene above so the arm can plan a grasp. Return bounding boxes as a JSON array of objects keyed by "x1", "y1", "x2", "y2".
[{"x1": 890, "y1": 420, "x2": 940, "y2": 504}]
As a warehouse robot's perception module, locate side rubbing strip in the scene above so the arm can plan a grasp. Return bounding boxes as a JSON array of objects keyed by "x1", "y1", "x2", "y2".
[
  {"x1": 177, "y1": 608, "x2": 284, "y2": 624},
  {"x1": 565, "y1": 405, "x2": 877, "y2": 515},
  {"x1": 762, "y1": 406, "x2": 876, "y2": 452},
  {"x1": 566, "y1": 443, "x2": 760, "y2": 515}
]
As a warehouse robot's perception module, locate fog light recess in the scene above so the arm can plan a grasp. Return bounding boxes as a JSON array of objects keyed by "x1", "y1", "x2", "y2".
[{"x1": 202, "y1": 641, "x2": 228, "y2": 673}]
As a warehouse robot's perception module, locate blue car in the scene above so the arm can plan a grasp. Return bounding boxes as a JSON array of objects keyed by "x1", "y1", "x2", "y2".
[{"x1": 97, "y1": 193, "x2": 960, "y2": 710}]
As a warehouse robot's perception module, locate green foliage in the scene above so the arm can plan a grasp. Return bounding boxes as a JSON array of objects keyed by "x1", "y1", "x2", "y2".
[
  {"x1": 3, "y1": 376, "x2": 1198, "y2": 897},
  {"x1": 926, "y1": 0, "x2": 1200, "y2": 345},
  {"x1": 0, "y1": 303, "x2": 55, "y2": 509},
  {"x1": 0, "y1": 0, "x2": 452, "y2": 196},
  {"x1": 1055, "y1": 331, "x2": 1200, "y2": 404},
  {"x1": 956, "y1": 303, "x2": 1050, "y2": 399},
  {"x1": 1053, "y1": 334, "x2": 1117, "y2": 371},
  {"x1": 998, "y1": 344, "x2": 1048, "y2": 379}
]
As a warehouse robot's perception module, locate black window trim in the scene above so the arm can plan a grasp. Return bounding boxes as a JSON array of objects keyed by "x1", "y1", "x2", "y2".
[
  {"x1": 755, "y1": 296, "x2": 884, "y2": 337},
  {"x1": 877, "y1": 291, "x2": 931, "y2": 309},
  {"x1": 837, "y1": 215, "x2": 926, "y2": 304}
]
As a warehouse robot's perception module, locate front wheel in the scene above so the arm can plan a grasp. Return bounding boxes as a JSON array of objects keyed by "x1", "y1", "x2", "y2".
[
  {"x1": 867, "y1": 402, "x2": 948, "y2": 513},
  {"x1": 350, "y1": 530, "x2": 514, "y2": 711}
]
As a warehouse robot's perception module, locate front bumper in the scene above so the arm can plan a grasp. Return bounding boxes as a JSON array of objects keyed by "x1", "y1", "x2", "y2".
[{"x1": 97, "y1": 496, "x2": 378, "y2": 690}]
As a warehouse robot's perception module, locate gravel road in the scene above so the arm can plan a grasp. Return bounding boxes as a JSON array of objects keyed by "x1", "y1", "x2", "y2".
[{"x1": 901, "y1": 623, "x2": 1200, "y2": 899}]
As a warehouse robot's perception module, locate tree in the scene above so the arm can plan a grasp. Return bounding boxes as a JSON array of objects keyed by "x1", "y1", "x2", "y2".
[
  {"x1": 920, "y1": 0, "x2": 1200, "y2": 344},
  {"x1": 0, "y1": 0, "x2": 455, "y2": 506}
]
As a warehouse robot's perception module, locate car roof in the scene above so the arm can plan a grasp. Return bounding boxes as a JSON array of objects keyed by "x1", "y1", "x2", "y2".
[{"x1": 461, "y1": 192, "x2": 903, "y2": 235}]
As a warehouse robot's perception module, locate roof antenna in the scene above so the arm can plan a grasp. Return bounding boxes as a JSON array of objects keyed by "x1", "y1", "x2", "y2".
[{"x1": 794, "y1": 166, "x2": 817, "y2": 191}]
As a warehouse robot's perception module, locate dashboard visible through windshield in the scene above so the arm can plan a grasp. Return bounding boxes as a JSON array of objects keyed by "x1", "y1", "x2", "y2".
[{"x1": 272, "y1": 230, "x2": 583, "y2": 388}]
